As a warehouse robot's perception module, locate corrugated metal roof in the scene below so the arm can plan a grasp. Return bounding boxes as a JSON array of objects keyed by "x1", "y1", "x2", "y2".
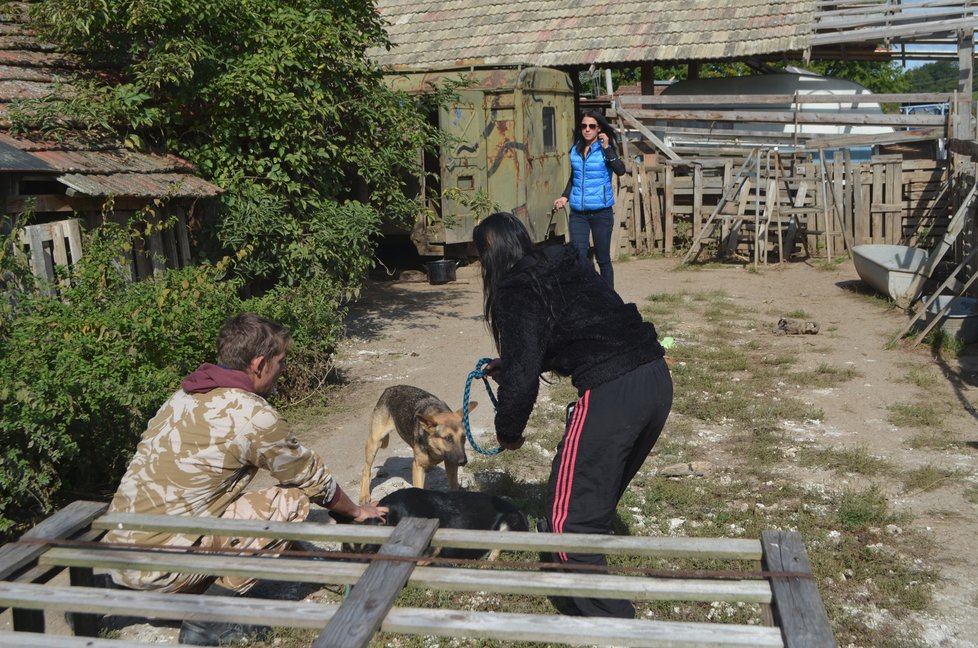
[
  {"x1": 370, "y1": 0, "x2": 817, "y2": 69},
  {"x1": 0, "y1": 135, "x2": 52, "y2": 172},
  {"x1": 58, "y1": 173, "x2": 222, "y2": 199},
  {"x1": 0, "y1": 5, "x2": 221, "y2": 199}
]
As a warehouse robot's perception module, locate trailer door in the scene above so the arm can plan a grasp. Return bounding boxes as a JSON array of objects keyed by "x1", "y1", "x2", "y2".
[{"x1": 440, "y1": 90, "x2": 488, "y2": 245}]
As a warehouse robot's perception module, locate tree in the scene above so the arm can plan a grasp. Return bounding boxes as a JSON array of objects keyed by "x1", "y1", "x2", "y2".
[
  {"x1": 16, "y1": 0, "x2": 448, "y2": 291},
  {"x1": 905, "y1": 61, "x2": 959, "y2": 93}
]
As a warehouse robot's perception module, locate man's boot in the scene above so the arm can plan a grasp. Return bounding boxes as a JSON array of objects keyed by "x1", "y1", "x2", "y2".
[{"x1": 178, "y1": 583, "x2": 271, "y2": 646}]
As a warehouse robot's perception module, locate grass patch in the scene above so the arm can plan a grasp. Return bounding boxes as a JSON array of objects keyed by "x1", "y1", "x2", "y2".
[
  {"x1": 799, "y1": 446, "x2": 895, "y2": 476},
  {"x1": 924, "y1": 329, "x2": 965, "y2": 357},
  {"x1": 899, "y1": 364, "x2": 940, "y2": 389},
  {"x1": 886, "y1": 403, "x2": 946, "y2": 429},
  {"x1": 902, "y1": 464, "x2": 965, "y2": 494},
  {"x1": 790, "y1": 363, "x2": 859, "y2": 388},
  {"x1": 905, "y1": 429, "x2": 959, "y2": 451}
]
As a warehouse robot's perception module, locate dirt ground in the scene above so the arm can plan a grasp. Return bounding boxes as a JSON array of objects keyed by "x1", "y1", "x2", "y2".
[
  {"x1": 11, "y1": 253, "x2": 977, "y2": 645},
  {"x1": 295, "y1": 254, "x2": 978, "y2": 647}
]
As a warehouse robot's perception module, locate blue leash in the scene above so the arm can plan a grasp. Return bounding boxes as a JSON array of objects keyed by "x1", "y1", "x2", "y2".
[{"x1": 462, "y1": 357, "x2": 502, "y2": 455}]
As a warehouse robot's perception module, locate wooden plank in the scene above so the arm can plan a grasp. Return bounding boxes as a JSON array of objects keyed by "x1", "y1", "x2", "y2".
[
  {"x1": 622, "y1": 108, "x2": 945, "y2": 127},
  {"x1": 0, "y1": 501, "x2": 107, "y2": 581},
  {"x1": 315, "y1": 517, "x2": 438, "y2": 648},
  {"x1": 856, "y1": 168, "x2": 870, "y2": 245},
  {"x1": 64, "y1": 219, "x2": 83, "y2": 265},
  {"x1": 0, "y1": 500, "x2": 106, "y2": 634},
  {"x1": 889, "y1": 161, "x2": 903, "y2": 243},
  {"x1": 664, "y1": 165, "x2": 674, "y2": 252},
  {"x1": 693, "y1": 164, "x2": 703, "y2": 242},
  {"x1": 614, "y1": 106, "x2": 682, "y2": 161},
  {"x1": 92, "y1": 513, "x2": 763, "y2": 559},
  {"x1": 612, "y1": 177, "x2": 626, "y2": 256},
  {"x1": 870, "y1": 161, "x2": 885, "y2": 244},
  {"x1": 618, "y1": 92, "x2": 954, "y2": 106},
  {"x1": 26, "y1": 224, "x2": 53, "y2": 283},
  {"x1": 0, "y1": 582, "x2": 785, "y2": 648},
  {"x1": 761, "y1": 531, "x2": 835, "y2": 648},
  {"x1": 630, "y1": 170, "x2": 640, "y2": 250},
  {"x1": 50, "y1": 222, "x2": 69, "y2": 267},
  {"x1": 721, "y1": 161, "x2": 733, "y2": 250},
  {"x1": 0, "y1": 632, "x2": 178, "y2": 648},
  {"x1": 42, "y1": 546, "x2": 773, "y2": 604}
]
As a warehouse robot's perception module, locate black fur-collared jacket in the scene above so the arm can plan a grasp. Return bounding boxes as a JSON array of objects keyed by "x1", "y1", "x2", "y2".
[{"x1": 492, "y1": 244, "x2": 664, "y2": 442}]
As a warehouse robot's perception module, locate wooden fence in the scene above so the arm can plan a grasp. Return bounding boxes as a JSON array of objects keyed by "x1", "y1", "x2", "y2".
[
  {"x1": 12, "y1": 209, "x2": 194, "y2": 286},
  {"x1": 0, "y1": 501, "x2": 836, "y2": 647},
  {"x1": 604, "y1": 91, "x2": 961, "y2": 262}
]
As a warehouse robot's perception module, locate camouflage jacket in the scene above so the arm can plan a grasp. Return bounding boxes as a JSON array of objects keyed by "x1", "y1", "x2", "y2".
[{"x1": 103, "y1": 383, "x2": 336, "y2": 589}]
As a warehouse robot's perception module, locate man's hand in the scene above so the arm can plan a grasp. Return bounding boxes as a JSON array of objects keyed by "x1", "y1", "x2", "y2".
[
  {"x1": 354, "y1": 502, "x2": 388, "y2": 523},
  {"x1": 553, "y1": 196, "x2": 568, "y2": 212},
  {"x1": 499, "y1": 437, "x2": 525, "y2": 451}
]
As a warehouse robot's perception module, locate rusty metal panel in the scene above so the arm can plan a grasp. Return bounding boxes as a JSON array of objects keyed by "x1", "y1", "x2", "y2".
[
  {"x1": 402, "y1": 66, "x2": 574, "y2": 251},
  {"x1": 439, "y1": 89, "x2": 488, "y2": 245}
]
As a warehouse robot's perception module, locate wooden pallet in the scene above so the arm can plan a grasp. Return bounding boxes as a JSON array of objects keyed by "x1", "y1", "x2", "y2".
[{"x1": 0, "y1": 501, "x2": 836, "y2": 647}]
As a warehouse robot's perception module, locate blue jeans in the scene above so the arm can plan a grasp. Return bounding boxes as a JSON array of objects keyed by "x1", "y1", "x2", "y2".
[{"x1": 569, "y1": 207, "x2": 614, "y2": 289}]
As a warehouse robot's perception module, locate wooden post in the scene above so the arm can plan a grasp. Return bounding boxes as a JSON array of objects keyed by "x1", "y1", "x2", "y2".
[
  {"x1": 956, "y1": 29, "x2": 974, "y2": 142},
  {"x1": 315, "y1": 518, "x2": 439, "y2": 648},
  {"x1": 640, "y1": 62, "x2": 655, "y2": 100},
  {"x1": 692, "y1": 163, "x2": 703, "y2": 243},
  {"x1": 721, "y1": 161, "x2": 733, "y2": 251},
  {"x1": 761, "y1": 530, "x2": 835, "y2": 648},
  {"x1": 664, "y1": 165, "x2": 674, "y2": 253}
]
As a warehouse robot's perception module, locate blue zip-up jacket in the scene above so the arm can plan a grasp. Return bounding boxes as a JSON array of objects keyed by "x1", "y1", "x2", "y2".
[{"x1": 563, "y1": 140, "x2": 626, "y2": 211}]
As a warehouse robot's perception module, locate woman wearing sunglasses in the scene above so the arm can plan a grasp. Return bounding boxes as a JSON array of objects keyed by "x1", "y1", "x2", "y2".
[{"x1": 552, "y1": 110, "x2": 625, "y2": 289}]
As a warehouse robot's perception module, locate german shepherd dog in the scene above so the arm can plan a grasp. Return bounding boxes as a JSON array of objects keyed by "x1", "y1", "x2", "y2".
[
  {"x1": 360, "y1": 386, "x2": 477, "y2": 504},
  {"x1": 332, "y1": 487, "x2": 529, "y2": 561}
]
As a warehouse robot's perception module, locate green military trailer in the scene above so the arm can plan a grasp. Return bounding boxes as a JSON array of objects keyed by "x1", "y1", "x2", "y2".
[{"x1": 387, "y1": 66, "x2": 576, "y2": 256}]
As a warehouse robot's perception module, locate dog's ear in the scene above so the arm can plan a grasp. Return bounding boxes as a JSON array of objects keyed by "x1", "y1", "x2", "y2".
[
  {"x1": 456, "y1": 400, "x2": 477, "y2": 416},
  {"x1": 417, "y1": 413, "x2": 438, "y2": 429}
]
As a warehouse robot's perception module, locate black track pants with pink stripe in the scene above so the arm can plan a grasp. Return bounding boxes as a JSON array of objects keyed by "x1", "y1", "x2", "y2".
[{"x1": 545, "y1": 356, "x2": 673, "y2": 618}]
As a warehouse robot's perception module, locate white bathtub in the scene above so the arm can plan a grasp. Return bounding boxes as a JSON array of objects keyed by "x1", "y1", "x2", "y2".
[{"x1": 851, "y1": 244, "x2": 928, "y2": 301}]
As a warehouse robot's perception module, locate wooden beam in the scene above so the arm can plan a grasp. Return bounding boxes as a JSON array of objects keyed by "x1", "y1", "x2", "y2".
[
  {"x1": 0, "y1": 583, "x2": 787, "y2": 647},
  {"x1": 42, "y1": 546, "x2": 773, "y2": 603},
  {"x1": 92, "y1": 512, "x2": 763, "y2": 559},
  {"x1": 618, "y1": 108, "x2": 945, "y2": 127},
  {"x1": 761, "y1": 530, "x2": 835, "y2": 648},
  {"x1": 619, "y1": 92, "x2": 954, "y2": 106},
  {"x1": 314, "y1": 517, "x2": 438, "y2": 648},
  {"x1": 956, "y1": 29, "x2": 974, "y2": 140},
  {"x1": 613, "y1": 106, "x2": 682, "y2": 161}
]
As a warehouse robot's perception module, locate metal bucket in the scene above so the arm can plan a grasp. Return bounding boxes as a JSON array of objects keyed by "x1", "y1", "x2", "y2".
[{"x1": 424, "y1": 259, "x2": 458, "y2": 285}]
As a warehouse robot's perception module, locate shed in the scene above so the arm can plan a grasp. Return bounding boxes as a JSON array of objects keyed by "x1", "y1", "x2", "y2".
[{"x1": 0, "y1": 2, "x2": 222, "y2": 282}]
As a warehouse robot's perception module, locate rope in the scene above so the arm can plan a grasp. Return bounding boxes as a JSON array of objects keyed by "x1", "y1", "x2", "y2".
[{"x1": 462, "y1": 357, "x2": 502, "y2": 455}]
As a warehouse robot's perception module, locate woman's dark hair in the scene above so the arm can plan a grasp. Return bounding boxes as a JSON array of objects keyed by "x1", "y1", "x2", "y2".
[
  {"x1": 473, "y1": 212, "x2": 535, "y2": 348},
  {"x1": 575, "y1": 110, "x2": 619, "y2": 154}
]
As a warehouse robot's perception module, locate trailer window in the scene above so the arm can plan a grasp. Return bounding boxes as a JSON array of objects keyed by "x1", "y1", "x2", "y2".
[{"x1": 543, "y1": 107, "x2": 556, "y2": 152}]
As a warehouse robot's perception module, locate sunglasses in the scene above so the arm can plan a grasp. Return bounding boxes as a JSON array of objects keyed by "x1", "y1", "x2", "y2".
[{"x1": 580, "y1": 123, "x2": 598, "y2": 130}]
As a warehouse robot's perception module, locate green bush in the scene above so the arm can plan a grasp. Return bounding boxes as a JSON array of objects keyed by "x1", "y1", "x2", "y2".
[{"x1": 0, "y1": 220, "x2": 343, "y2": 538}]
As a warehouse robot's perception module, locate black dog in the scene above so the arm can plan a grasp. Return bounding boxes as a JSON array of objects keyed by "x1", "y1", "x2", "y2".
[{"x1": 332, "y1": 487, "x2": 528, "y2": 561}]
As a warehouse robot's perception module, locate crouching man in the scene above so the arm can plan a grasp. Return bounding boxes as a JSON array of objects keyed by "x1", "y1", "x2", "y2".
[{"x1": 99, "y1": 312, "x2": 386, "y2": 646}]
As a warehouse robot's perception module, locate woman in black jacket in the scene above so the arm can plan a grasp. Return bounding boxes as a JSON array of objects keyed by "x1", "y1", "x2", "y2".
[{"x1": 474, "y1": 212, "x2": 673, "y2": 618}]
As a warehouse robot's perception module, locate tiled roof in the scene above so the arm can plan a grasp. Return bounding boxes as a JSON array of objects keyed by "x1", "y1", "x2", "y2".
[
  {"x1": 371, "y1": 0, "x2": 816, "y2": 69},
  {"x1": 0, "y1": 2, "x2": 221, "y2": 199}
]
